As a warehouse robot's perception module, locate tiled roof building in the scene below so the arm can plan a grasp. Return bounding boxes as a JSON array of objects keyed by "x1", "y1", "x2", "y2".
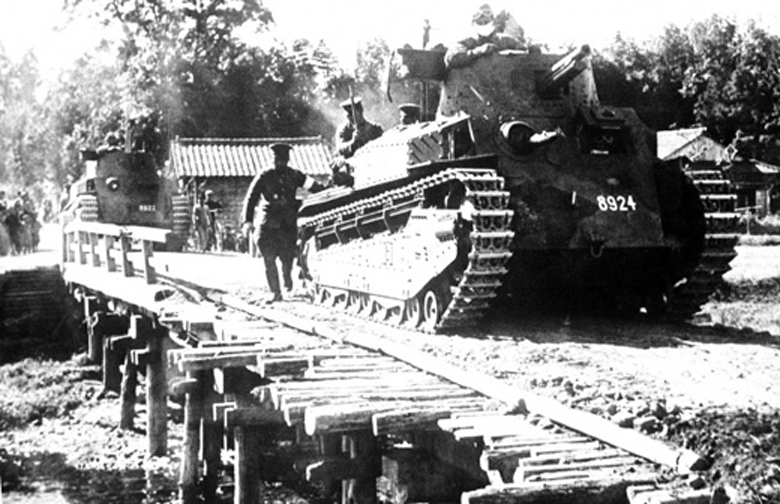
[
  {"x1": 169, "y1": 137, "x2": 333, "y2": 233},
  {"x1": 170, "y1": 137, "x2": 332, "y2": 179}
]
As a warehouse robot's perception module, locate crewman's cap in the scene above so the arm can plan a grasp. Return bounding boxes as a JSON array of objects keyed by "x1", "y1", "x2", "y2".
[
  {"x1": 399, "y1": 103, "x2": 421, "y2": 114},
  {"x1": 472, "y1": 4, "x2": 494, "y2": 24},
  {"x1": 340, "y1": 96, "x2": 363, "y2": 112},
  {"x1": 204, "y1": 189, "x2": 214, "y2": 196},
  {"x1": 270, "y1": 142, "x2": 293, "y2": 156}
]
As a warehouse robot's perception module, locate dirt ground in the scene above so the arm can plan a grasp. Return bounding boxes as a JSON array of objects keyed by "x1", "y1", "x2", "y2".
[{"x1": 2, "y1": 241, "x2": 780, "y2": 503}]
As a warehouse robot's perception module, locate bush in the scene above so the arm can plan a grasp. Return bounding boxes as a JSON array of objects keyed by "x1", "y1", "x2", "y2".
[{"x1": 0, "y1": 358, "x2": 95, "y2": 430}]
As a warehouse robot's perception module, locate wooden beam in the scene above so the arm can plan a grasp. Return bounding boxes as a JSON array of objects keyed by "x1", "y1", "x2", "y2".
[
  {"x1": 120, "y1": 352, "x2": 138, "y2": 430},
  {"x1": 120, "y1": 234, "x2": 134, "y2": 277},
  {"x1": 224, "y1": 407, "x2": 286, "y2": 428},
  {"x1": 461, "y1": 475, "x2": 656, "y2": 504},
  {"x1": 141, "y1": 239, "x2": 156, "y2": 284},
  {"x1": 179, "y1": 371, "x2": 202, "y2": 504},
  {"x1": 304, "y1": 402, "x2": 397, "y2": 436},
  {"x1": 146, "y1": 325, "x2": 168, "y2": 457}
]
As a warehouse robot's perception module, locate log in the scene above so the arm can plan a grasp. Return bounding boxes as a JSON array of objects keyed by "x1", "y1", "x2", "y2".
[
  {"x1": 104, "y1": 235, "x2": 117, "y2": 272},
  {"x1": 179, "y1": 371, "x2": 202, "y2": 504},
  {"x1": 461, "y1": 475, "x2": 656, "y2": 504},
  {"x1": 371, "y1": 399, "x2": 492, "y2": 435},
  {"x1": 256, "y1": 356, "x2": 311, "y2": 378},
  {"x1": 224, "y1": 407, "x2": 286, "y2": 428},
  {"x1": 120, "y1": 352, "x2": 138, "y2": 430},
  {"x1": 120, "y1": 234, "x2": 134, "y2": 277},
  {"x1": 306, "y1": 457, "x2": 365, "y2": 482},
  {"x1": 513, "y1": 456, "x2": 643, "y2": 482},
  {"x1": 304, "y1": 402, "x2": 398, "y2": 436},
  {"x1": 102, "y1": 336, "x2": 121, "y2": 394},
  {"x1": 485, "y1": 434, "x2": 592, "y2": 450},
  {"x1": 146, "y1": 326, "x2": 168, "y2": 457},
  {"x1": 371, "y1": 408, "x2": 456, "y2": 436},
  {"x1": 342, "y1": 431, "x2": 380, "y2": 504},
  {"x1": 200, "y1": 373, "x2": 221, "y2": 502},
  {"x1": 178, "y1": 352, "x2": 262, "y2": 372}
]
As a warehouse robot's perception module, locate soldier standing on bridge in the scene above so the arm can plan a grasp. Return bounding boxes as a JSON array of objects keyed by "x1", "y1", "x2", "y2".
[{"x1": 242, "y1": 143, "x2": 326, "y2": 304}]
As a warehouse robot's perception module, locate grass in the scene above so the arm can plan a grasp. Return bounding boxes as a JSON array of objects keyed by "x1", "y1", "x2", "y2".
[{"x1": 0, "y1": 357, "x2": 98, "y2": 431}]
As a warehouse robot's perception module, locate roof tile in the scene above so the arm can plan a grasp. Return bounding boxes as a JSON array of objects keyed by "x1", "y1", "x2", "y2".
[{"x1": 170, "y1": 137, "x2": 332, "y2": 178}]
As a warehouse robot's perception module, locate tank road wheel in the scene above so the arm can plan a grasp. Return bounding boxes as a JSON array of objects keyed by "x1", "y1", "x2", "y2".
[{"x1": 420, "y1": 287, "x2": 445, "y2": 332}]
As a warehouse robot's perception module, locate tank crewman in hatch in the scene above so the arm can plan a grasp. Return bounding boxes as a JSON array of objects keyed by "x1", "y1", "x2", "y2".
[
  {"x1": 330, "y1": 96, "x2": 384, "y2": 186},
  {"x1": 242, "y1": 143, "x2": 326, "y2": 304},
  {"x1": 444, "y1": 3, "x2": 525, "y2": 69}
]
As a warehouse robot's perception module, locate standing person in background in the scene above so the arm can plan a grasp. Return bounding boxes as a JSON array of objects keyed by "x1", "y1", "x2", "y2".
[
  {"x1": 242, "y1": 143, "x2": 326, "y2": 304},
  {"x1": 203, "y1": 189, "x2": 223, "y2": 251}
]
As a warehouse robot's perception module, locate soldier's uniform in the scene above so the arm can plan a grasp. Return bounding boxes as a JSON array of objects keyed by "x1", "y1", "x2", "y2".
[
  {"x1": 334, "y1": 97, "x2": 384, "y2": 158},
  {"x1": 242, "y1": 143, "x2": 323, "y2": 303},
  {"x1": 444, "y1": 4, "x2": 524, "y2": 68}
]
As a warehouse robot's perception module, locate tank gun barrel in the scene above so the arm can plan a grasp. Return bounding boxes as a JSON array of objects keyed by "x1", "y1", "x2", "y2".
[{"x1": 538, "y1": 44, "x2": 591, "y2": 96}]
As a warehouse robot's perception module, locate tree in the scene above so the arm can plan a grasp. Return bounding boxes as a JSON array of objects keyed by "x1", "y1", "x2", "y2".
[
  {"x1": 0, "y1": 50, "x2": 54, "y2": 199},
  {"x1": 683, "y1": 19, "x2": 780, "y2": 161}
]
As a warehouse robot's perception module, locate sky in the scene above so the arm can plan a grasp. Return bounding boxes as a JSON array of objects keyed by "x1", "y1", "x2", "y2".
[{"x1": 1, "y1": 0, "x2": 780, "y2": 76}]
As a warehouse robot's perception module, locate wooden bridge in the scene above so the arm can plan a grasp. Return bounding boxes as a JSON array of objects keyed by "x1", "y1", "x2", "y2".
[{"x1": 2, "y1": 220, "x2": 713, "y2": 503}]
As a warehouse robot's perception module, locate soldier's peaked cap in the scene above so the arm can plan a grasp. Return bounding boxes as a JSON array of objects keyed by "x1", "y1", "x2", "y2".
[
  {"x1": 270, "y1": 142, "x2": 293, "y2": 155},
  {"x1": 340, "y1": 96, "x2": 363, "y2": 111},
  {"x1": 399, "y1": 103, "x2": 421, "y2": 113},
  {"x1": 473, "y1": 4, "x2": 494, "y2": 23}
]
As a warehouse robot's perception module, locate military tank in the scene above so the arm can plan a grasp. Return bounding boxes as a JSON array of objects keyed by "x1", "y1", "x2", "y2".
[
  {"x1": 63, "y1": 143, "x2": 190, "y2": 251},
  {"x1": 298, "y1": 44, "x2": 739, "y2": 331}
]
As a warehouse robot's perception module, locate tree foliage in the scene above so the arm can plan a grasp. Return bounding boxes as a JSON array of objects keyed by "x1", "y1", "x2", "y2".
[
  {"x1": 594, "y1": 16, "x2": 780, "y2": 163},
  {"x1": 6, "y1": 2, "x2": 780, "y2": 203}
]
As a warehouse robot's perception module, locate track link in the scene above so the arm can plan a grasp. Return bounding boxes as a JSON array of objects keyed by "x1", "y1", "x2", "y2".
[
  {"x1": 301, "y1": 168, "x2": 514, "y2": 331},
  {"x1": 669, "y1": 167, "x2": 740, "y2": 318}
]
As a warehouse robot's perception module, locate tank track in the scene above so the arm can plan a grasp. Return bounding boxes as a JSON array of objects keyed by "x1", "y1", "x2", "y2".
[
  {"x1": 301, "y1": 168, "x2": 514, "y2": 332},
  {"x1": 668, "y1": 167, "x2": 740, "y2": 319}
]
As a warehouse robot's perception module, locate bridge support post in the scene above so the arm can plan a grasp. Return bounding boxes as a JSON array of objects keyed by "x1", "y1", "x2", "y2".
[
  {"x1": 177, "y1": 372, "x2": 203, "y2": 504},
  {"x1": 342, "y1": 430, "x2": 380, "y2": 504},
  {"x1": 201, "y1": 372, "x2": 222, "y2": 502},
  {"x1": 83, "y1": 296, "x2": 100, "y2": 362},
  {"x1": 120, "y1": 351, "x2": 138, "y2": 430},
  {"x1": 104, "y1": 333, "x2": 133, "y2": 394},
  {"x1": 146, "y1": 324, "x2": 168, "y2": 457}
]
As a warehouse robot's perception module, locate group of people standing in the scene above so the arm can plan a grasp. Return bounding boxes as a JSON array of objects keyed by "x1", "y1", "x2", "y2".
[{"x1": 0, "y1": 189, "x2": 41, "y2": 256}]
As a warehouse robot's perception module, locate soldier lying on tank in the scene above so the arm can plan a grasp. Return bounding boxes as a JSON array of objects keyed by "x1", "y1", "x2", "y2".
[
  {"x1": 242, "y1": 143, "x2": 327, "y2": 304},
  {"x1": 330, "y1": 97, "x2": 384, "y2": 186},
  {"x1": 444, "y1": 3, "x2": 525, "y2": 69}
]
